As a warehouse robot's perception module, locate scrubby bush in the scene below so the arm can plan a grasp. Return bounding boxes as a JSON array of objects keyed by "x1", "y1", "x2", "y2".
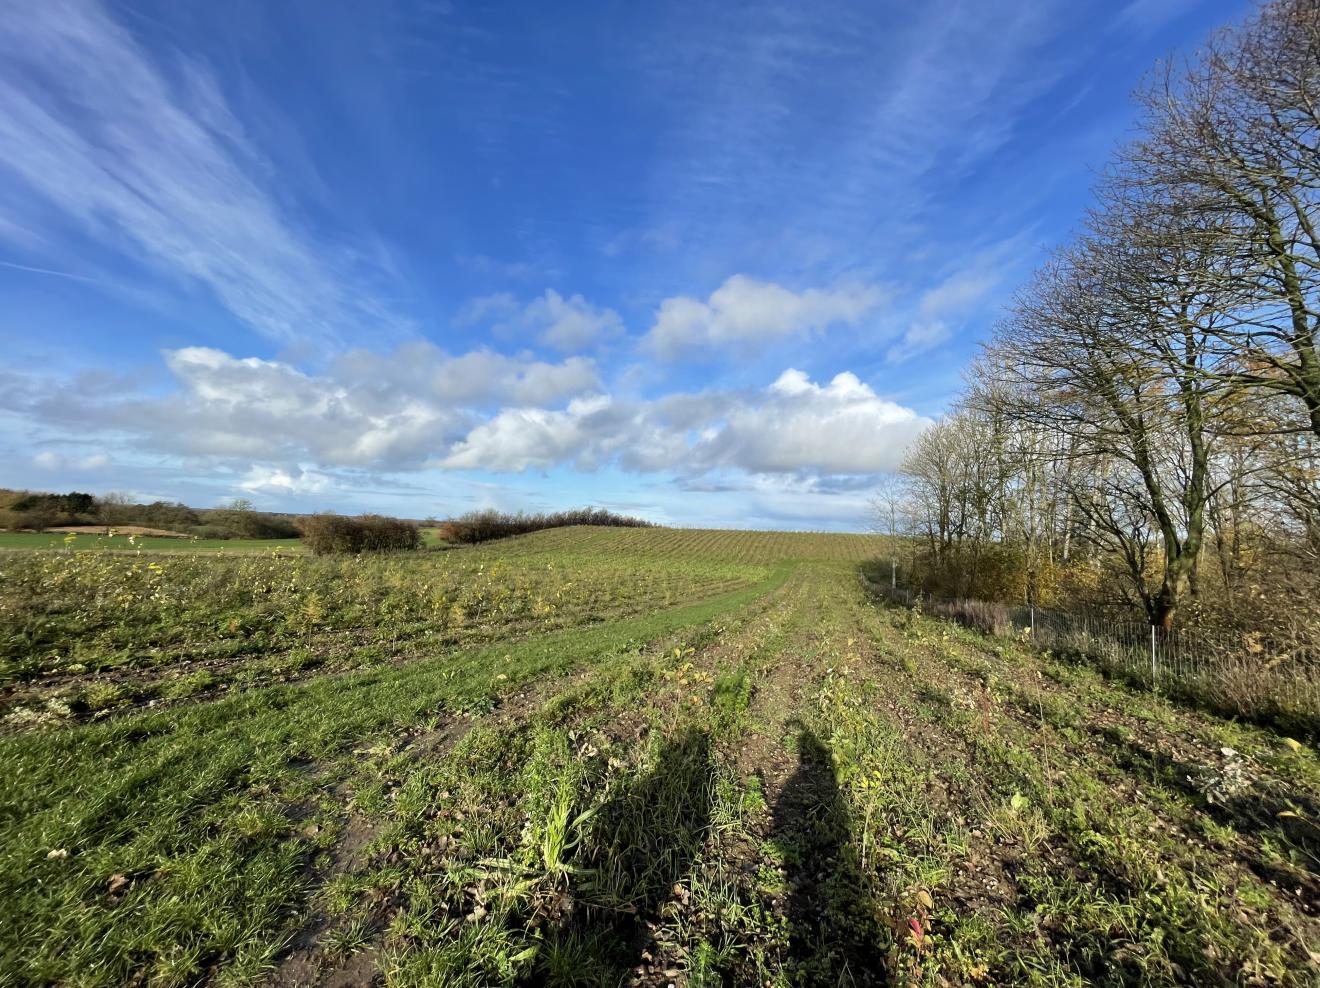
[
  {"x1": 299, "y1": 513, "x2": 421, "y2": 555},
  {"x1": 357, "y1": 515, "x2": 423, "y2": 552},
  {"x1": 438, "y1": 508, "x2": 655, "y2": 545},
  {"x1": 928, "y1": 598, "x2": 1012, "y2": 637}
]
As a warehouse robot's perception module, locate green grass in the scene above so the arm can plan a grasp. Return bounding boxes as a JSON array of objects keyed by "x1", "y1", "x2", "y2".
[{"x1": 0, "y1": 525, "x2": 1316, "y2": 986}]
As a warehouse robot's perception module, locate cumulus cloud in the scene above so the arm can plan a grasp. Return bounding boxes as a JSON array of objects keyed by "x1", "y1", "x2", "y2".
[
  {"x1": 5, "y1": 354, "x2": 928, "y2": 483},
  {"x1": 643, "y1": 275, "x2": 884, "y2": 358},
  {"x1": 692, "y1": 370, "x2": 927, "y2": 473},
  {"x1": 2, "y1": 344, "x2": 600, "y2": 472},
  {"x1": 441, "y1": 396, "x2": 617, "y2": 471},
  {"x1": 238, "y1": 465, "x2": 331, "y2": 496},
  {"x1": 328, "y1": 342, "x2": 599, "y2": 408},
  {"x1": 459, "y1": 289, "x2": 624, "y2": 352},
  {"x1": 440, "y1": 368, "x2": 929, "y2": 476},
  {"x1": 527, "y1": 291, "x2": 625, "y2": 351}
]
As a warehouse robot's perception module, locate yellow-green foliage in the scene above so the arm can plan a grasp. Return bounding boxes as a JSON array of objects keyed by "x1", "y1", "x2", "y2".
[{"x1": 0, "y1": 542, "x2": 763, "y2": 687}]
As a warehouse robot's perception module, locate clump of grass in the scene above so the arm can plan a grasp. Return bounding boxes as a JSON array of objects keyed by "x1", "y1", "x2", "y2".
[
  {"x1": 321, "y1": 917, "x2": 375, "y2": 956},
  {"x1": 712, "y1": 666, "x2": 753, "y2": 723}
]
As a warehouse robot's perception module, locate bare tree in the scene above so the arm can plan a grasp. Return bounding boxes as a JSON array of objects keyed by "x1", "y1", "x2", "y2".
[
  {"x1": 987, "y1": 201, "x2": 1230, "y2": 628},
  {"x1": 884, "y1": 0, "x2": 1320, "y2": 641},
  {"x1": 98, "y1": 491, "x2": 134, "y2": 531},
  {"x1": 869, "y1": 475, "x2": 906, "y2": 589},
  {"x1": 1129, "y1": 0, "x2": 1320, "y2": 439}
]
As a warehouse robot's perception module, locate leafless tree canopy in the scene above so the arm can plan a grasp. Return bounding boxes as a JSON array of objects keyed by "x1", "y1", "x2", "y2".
[{"x1": 891, "y1": 0, "x2": 1320, "y2": 646}]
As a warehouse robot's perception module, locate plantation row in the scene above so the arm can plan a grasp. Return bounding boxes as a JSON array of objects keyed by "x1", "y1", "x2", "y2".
[
  {"x1": 0, "y1": 542, "x2": 769, "y2": 725},
  {"x1": 484, "y1": 526, "x2": 883, "y2": 565}
]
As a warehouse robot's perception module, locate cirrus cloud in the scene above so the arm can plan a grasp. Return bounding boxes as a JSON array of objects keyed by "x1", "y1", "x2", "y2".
[{"x1": 0, "y1": 0, "x2": 409, "y2": 348}]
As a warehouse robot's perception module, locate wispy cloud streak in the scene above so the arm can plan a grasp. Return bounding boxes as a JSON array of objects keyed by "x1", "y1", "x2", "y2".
[{"x1": 0, "y1": 0, "x2": 406, "y2": 346}]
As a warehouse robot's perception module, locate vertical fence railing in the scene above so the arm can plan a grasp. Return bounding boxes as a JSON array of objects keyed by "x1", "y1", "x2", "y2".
[{"x1": 865, "y1": 577, "x2": 1320, "y2": 720}]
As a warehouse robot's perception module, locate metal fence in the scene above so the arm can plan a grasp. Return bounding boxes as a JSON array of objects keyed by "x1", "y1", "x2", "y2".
[{"x1": 868, "y1": 580, "x2": 1320, "y2": 722}]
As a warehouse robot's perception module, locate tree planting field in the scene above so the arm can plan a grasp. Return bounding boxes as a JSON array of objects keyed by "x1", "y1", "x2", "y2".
[
  {"x1": 1, "y1": 527, "x2": 1316, "y2": 986},
  {"x1": 0, "y1": 532, "x2": 307, "y2": 554}
]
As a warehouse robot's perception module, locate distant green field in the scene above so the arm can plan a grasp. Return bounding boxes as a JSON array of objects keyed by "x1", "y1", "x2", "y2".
[
  {"x1": 419, "y1": 526, "x2": 449, "y2": 548},
  {"x1": 0, "y1": 531, "x2": 303, "y2": 553}
]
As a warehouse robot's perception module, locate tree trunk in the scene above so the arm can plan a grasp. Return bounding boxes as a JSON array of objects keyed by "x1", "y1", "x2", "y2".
[{"x1": 1153, "y1": 580, "x2": 1179, "y2": 631}]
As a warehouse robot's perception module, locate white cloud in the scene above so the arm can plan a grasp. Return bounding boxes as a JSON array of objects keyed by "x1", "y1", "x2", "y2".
[
  {"x1": 31, "y1": 450, "x2": 110, "y2": 471},
  {"x1": 918, "y1": 268, "x2": 1000, "y2": 318},
  {"x1": 455, "y1": 293, "x2": 520, "y2": 326},
  {"x1": 329, "y1": 343, "x2": 599, "y2": 408},
  {"x1": 3, "y1": 344, "x2": 600, "y2": 472},
  {"x1": 0, "y1": 1, "x2": 406, "y2": 346},
  {"x1": 7, "y1": 355, "x2": 928, "y2": 483},
  {"x1": 440, "y1": 368, "x2": 929, "y2": 476},
  {"x1": 441, "y1": 396, "x2": 616, "y2": 471},
  {"x1": 690, "y1": 370, "x2": 928, "y2": 474},
  {"x1": 238, "y1": 465, "x2": 331, "y2": 496},
  {"x1": 886, "y1": 258, "x2": 1005, "y2": 363},
  {"x1": 643, "y1": 275, "x2": 884, "y2": 358},
  {"x1": 459, "y1": 290, "x2": 624, "y2": 352},
  {"x1": 526, "y1": 291, "x2": 625, "y2": 352}
]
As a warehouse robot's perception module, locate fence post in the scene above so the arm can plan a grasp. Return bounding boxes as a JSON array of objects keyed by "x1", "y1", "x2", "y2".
[
  {"x1": 1150, "y1": 625, "x2": 1157, "y2": 685},
  {"x1": 1030, "y1": 605, "x2": 1035, "y2": 639}
]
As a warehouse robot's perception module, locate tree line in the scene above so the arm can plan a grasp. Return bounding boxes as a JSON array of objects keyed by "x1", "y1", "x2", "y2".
[
  {"x1": 890, "y1": 0, "x2": 1319, "y2": 646},
  {"x1": 0, "y1": 490, "x2": 301, "y2": 540},
  {"x1": 437, "y1": 508, "x2": 656, "y2": 545}
]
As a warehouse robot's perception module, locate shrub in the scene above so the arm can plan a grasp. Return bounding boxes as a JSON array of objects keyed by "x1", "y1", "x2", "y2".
[
  {"x1": 357, "y1": 514, "x2": 423, "y2": 552},
  {"x1": 299, "y1": 513, "x2": 421, "y2": 555},
  {"x1": 187, "y1": 525, "x2": 239, "y2": 540},
  {"x1": 925, "y1": 597, "x2": 1012, "y2": 636},
  {"x1": 438, "y1": 508, "x2": 655, "y2": 545}
]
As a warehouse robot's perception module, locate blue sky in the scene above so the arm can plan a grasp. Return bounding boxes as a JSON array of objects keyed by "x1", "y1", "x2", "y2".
[{"x1": 0, "y1": 0, "x2": 1244, "y2": 529}]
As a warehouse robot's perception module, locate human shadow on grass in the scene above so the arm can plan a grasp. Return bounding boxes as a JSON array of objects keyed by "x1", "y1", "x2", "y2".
[
  {"x1": 771, "y1": 723, "x2": 888, "y2": 987},
  {"x1": 532, "y1": 727, "x2": 715, "y2": 986}
]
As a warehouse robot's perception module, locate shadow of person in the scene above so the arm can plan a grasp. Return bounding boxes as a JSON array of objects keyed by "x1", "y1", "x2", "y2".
[
  {"x1": 534, "y1": 727, "x2": 715, "y2": 986},
  {"x1": 772, "y1": 723, "x2": 885, "y2": 986}
]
